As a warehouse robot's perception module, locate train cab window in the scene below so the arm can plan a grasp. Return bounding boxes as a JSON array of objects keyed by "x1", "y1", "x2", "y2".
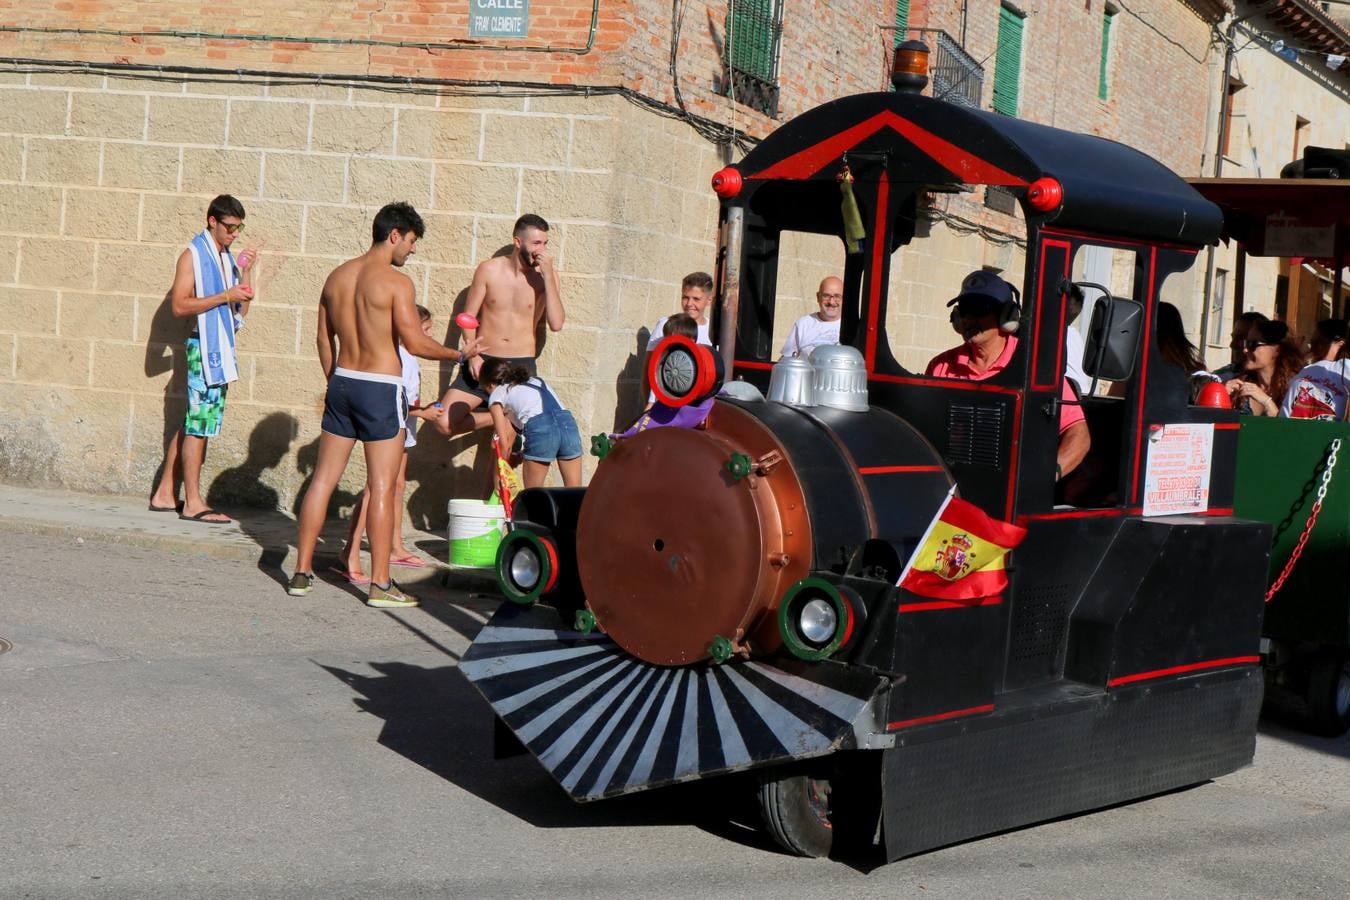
[
  {"x1": 769, "y1": 231, "x2": 848, "y2": 359},
  {"x1": 1058, "y1": 245, "x2": 1141, "y2": 508}
]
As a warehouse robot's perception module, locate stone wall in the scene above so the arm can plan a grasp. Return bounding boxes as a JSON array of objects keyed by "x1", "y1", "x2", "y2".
[{"x1": 0, "y1": 70, "x2": 725, "y2": 525}]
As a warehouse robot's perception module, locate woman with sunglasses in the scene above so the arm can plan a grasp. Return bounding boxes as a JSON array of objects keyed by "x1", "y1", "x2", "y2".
[{"x1": 1226, "y1": 319, "x2": 1306, "y2": 416}]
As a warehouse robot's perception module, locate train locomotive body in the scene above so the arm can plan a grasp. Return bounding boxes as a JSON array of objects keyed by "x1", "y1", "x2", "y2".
[{"x1": 461, "y1": 75, "x2": 1271, "y2": 861}]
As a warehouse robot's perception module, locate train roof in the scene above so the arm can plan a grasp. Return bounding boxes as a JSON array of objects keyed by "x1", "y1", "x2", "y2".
[{"x1": 734, "y1": 91, "x2": 1223, "y2": 248}]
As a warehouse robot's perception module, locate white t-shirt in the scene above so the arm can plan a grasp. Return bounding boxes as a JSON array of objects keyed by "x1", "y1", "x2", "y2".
[
  {"x1": 1064, "y1": 326, "x2": 1087, "y2": 394},
  {"x1": 399, "y1": 346, "x2": 419, "y2": 448},
  {"x1": 1282, "y1": 359, "x2": 1350, "y2": 421},
  {"x1": 489, "y1": 377, "x2": 564, "y2": 431},
  {"x1": 648, "y1": 315, "x2": 713, "y2": 350},
  {"x1": 780, "y1": 313, "x2": 841, "y2": 358}
]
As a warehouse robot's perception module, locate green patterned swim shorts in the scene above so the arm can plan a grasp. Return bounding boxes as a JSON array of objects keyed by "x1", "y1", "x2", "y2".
[{"x1": 184, "y1": 337, "x2": 228, "y2": 438}]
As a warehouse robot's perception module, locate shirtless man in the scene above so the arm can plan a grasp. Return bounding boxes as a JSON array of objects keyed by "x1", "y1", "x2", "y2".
[
  {"x1": 288, "y1": 202, "x2": 480, "y2": 607},
  {"x1": 435, "y1": 213, "x2": 565, "y2": 435}
]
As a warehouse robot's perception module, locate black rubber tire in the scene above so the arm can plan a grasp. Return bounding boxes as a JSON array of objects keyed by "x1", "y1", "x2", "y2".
[
  {"x1": 758, "y1": 768, "x2": 834, "y2": 858},
  {"x1": 1306, "y1": 652, "x2": 1350, "y2": 738}
]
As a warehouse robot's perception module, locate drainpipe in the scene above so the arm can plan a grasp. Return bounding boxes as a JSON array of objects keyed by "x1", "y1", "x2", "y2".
[{"x1": 1198, "y1": 1, "x2": 1280, "y2": 352}]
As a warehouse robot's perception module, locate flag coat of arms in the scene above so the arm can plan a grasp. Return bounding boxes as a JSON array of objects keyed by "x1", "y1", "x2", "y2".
[{"x1": 897, "y1": 487, "x2": 1027, "y2": 600}]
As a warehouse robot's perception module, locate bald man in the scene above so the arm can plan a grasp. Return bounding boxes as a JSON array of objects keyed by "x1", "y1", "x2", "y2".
[{"x1": 781, "y1": 275, "x2": 843, "y2": 358}]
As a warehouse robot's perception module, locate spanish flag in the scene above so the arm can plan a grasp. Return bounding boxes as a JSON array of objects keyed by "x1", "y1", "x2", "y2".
[{"x1": 897, "y1": 486, "x2": 1027, "y2": 600}]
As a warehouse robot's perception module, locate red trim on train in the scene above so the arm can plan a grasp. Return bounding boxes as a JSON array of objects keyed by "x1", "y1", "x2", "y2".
[
  {"x1": 859, "y1": 465, "x2": 946, "y2": 474},
  {"x1": 1129, "y1": 248, "x2": 1159, "y2": 504},
  {"x1": 1107, "y1": 655, "x2": 1261, "y2": 688},
  {"x1": 886, "y1": 703, "x2": 996, "y2": 731},
  {"x1": 865, "y1": 171, "x2": 890, "y2": 370},
  {"x1": 733, "y1": 359, "x2": 775, "y2": 371},
  {"x1": 1031, "y1": 240, "x2": 1073, "y2": 392},
  {"x1": 1039, "y1": 226, "x2": 1202, "y2": 255},
  {"x1": 899, "y1": 596, "x2": 1003, "y2": 613},
  {"x1": 746, "y1": 111, "x2": 1030, "y2": 186},
  {"x1": 869, "y1": 372, "x2": 1020, "y2": 397},
  {"x1": 1214, "y1": 423, "x2": 1240, "y2": 430}
]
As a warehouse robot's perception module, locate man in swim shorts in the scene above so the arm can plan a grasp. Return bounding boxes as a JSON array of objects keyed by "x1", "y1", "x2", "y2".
[
  {"x1": 288, "y1": 202, "x2": 481, "y2": 607},
  {"x1": 434, "y1": 213, "x2": 564, "y2": 435}
]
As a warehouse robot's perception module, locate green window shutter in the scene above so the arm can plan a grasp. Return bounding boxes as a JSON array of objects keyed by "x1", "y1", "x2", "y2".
[
  {"x1": 992, "y1": 6, "x2": 1024, "y2": 116},
  {"x1": 1098, "y1": 9, "x2": 1116, "y2": 100},
  {"x1": 894, "y1": 0, "x2": 910, "y2": 47}
]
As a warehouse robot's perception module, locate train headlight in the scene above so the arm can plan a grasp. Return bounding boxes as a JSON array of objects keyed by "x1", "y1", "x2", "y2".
[
  {"x1": 510, "y1": 546, "x2": 541, "y2": 590},
  {"x1": 777, "y1": 577, "x2": 859, "y2": 661},
  {"x1": 495, "y1": 528, "x2": 559, "y2": 605},
  {"x1": 798, "y1": 598, "x2": 838, "y2": 644}
]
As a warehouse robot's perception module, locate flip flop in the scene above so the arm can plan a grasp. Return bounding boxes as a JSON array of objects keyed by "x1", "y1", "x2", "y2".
[
  {"x1": 390, "y1": 555, "x2": 427, "y2": 569},
  {"x1": 328, "y1": 565, "x2": 370, "y2": 586},
  {"x1": 148, "y1": 503, "x2": 180, "y2": 513},
  {"x1": 178, "y1": 509, "x2": 231, "y2": 523}
]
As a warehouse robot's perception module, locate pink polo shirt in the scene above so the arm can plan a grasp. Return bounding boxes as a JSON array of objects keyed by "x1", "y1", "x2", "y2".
[{"x1": 925, "y1": 335, "x2": 1086, "y2": 434}]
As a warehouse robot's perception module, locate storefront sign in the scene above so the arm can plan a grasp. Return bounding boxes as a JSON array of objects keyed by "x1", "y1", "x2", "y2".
[
  {"x1": 1265, "y1": 213, "x2": 1335, "y2": 258},
  {"x1": 470, "y1": 0, "x2": 529, "y2": 38}
]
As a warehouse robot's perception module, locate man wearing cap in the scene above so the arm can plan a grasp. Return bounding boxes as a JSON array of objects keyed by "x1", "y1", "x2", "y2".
[{"x1": 926, "y1": 271, "x2": 1090, "y2": 480}]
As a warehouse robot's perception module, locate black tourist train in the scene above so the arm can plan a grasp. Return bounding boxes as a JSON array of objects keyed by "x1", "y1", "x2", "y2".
[{"x1": 458, "y1": 46, "x2": 1278, "y2": 861}]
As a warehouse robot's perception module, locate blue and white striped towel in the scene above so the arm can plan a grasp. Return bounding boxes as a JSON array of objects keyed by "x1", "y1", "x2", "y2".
[{"x1": 187, "y1": 228, "x2": 245, "y2": 387}]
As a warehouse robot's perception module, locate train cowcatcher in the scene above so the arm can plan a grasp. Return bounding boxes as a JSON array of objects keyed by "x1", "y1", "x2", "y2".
[{"x1": 459, "y1": 54, "x2": 1270, "y2": 861}]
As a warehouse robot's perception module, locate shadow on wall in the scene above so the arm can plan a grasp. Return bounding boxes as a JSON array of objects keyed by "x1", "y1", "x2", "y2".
[
  {"x1": 612, "y1": 327, "x2": 650, "y2": 433},
  {"x1": 143, "y1": 288, "x2": 190, "y2": 495}
]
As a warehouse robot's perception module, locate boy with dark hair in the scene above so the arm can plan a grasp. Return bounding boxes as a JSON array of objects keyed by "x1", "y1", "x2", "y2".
[
  {"x1": 289, "y1": 203, "x2": 481, "y2": 606},
  {"x1": 149, "y1": 194, "x2": 258, "y2": 523}
]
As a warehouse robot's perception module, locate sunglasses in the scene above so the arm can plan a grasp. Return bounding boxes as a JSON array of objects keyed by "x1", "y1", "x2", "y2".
[
  {"x1": 215, "y1": 219, "x2": 245, "y2": 234},
  {"x1": 1243, "y1": 340, "x2": 1275, "y2": 351}
]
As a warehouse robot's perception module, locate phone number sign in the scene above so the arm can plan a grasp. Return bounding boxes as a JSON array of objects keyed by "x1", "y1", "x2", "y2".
[{"x1": 469, "y1": 0, "x2": 529, "y2": 38}]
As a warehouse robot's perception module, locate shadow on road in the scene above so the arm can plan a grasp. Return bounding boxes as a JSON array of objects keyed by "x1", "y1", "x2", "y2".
[{"x1": 315, "y1": 658, "x2": 783, "y2": 853}]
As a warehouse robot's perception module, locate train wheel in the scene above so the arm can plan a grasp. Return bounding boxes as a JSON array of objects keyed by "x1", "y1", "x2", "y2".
[
  {"x1": 758, "y1": 767, "x2": 833, "y2": 858},
  {"x1": 1306, "y1": 652, "x2": 1350, "y2": 737}
]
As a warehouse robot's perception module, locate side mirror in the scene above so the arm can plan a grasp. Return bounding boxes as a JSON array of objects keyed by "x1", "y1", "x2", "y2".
[{"x1": 1082, "y1": 290, "x2": 1143, "y2": 383}]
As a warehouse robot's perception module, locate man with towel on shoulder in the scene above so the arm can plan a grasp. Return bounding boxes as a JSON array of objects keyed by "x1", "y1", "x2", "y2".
[
  {"x1": 149, "y1": 194, "x2": 257, "y2": 523},
  {"x1": 288, "y1": 202, "x2": 482, "y2": 607}
]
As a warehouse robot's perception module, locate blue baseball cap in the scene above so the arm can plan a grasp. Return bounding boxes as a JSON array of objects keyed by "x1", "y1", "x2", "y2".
[{"x1": 948, "y1": 270, "x2": 1016, "y2": 310}]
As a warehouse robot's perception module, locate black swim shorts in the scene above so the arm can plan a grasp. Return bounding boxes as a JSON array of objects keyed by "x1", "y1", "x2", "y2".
[
  {"x1": 321, "y1": 367, "x2": 408, "y2": 442},
  {"x1": 448, "y1": 354, "x2": 538, "y2": 404}
]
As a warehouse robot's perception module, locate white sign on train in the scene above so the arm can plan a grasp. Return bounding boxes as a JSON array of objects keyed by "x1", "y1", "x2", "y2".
[
  {"x1": 1143, "y1": 423, "x2": 1214, "y2": 517},
  {"x1": 470, "y1": 0, "x2": 530, "y2": 38}
]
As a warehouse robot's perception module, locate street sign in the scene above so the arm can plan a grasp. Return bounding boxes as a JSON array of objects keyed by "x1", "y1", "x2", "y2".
[{"x1": 469, "y1": 0, "x2": 530, "y2": 39}]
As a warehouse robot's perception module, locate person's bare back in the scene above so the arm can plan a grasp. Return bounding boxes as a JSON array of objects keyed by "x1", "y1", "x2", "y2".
[{"x1": 320, "y1": 257, "x2": 407, "y2": 378}]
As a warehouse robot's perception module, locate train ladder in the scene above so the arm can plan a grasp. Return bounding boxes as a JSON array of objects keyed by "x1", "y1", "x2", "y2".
[{"x1": 1266, "y1": 437, "x2": 1341, "y2": 603}]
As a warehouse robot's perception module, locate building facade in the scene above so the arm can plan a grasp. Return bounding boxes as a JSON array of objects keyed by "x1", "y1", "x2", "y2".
[{"x1": 1, "y1": 0, "x2": 1335, "y2": 518}]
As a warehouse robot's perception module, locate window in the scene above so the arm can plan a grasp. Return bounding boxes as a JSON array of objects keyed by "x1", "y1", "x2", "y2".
[
  {"x1": 1098, "y1": 6, "x2": 1117, "y2": 100},
  {"x1": 726, "y1": 0, "x2": 785, "y2": 117},
  {"x1": 1210, "y1": 269, "x2": 1228, "y2": 346},
  {"x1": 894, "y1": 0, "x2": 910, "y2": 47},
  {"x1": 1223, "y1": 78, "x2": 1244, "y2": 159},
  {"x1": 992, "y1": 5, "x2": 1025, "y2": 116}
]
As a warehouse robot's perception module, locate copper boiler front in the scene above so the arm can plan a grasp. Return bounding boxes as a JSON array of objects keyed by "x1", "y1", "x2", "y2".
[{"x1": 575, "y1": 403, "x2": 812, "y2": 665}]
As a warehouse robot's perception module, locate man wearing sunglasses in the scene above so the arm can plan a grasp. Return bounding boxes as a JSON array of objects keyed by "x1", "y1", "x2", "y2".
[
  {"x1": 149, "y1": 194, "x2": 257, "y2": 523},
  {"x1": 927, "y1": 270, "x2": 1090, "y2": 481}
]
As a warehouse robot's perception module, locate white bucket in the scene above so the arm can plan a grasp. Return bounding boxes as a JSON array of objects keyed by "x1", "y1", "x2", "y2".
[{"x1": 447, "y1": 499, "x2": 506, "y2": 568}]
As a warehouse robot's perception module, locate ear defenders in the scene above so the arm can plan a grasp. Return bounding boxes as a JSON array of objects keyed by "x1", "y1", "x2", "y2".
[{"x1": 947, "y1": 273, "x2": 1021, "y2": 335}]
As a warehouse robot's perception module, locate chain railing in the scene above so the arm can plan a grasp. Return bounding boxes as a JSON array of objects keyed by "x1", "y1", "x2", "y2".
[{"x1": 1266, "y1": 437, "x2": 1341, "y2": 603}]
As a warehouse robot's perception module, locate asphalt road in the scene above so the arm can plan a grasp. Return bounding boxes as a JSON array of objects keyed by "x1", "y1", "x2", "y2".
[{"x1": 1, "y1": 531, "x2": 1346, "y2": 899}]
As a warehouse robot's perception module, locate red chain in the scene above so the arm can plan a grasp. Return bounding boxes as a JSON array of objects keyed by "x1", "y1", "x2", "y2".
[{"x1": 1265, "y1": 499, "x2": 1323, "y2": 603}]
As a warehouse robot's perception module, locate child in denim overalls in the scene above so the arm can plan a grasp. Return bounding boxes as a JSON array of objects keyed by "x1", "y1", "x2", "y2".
[{"x1": 480, "y1": 358, "x2": 583, "y2": 488}]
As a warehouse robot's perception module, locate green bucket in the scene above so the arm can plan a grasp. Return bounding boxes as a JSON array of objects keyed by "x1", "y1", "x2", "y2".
[{"x1": 447, "y1": 499, "x2": 505, "y2": 568}]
